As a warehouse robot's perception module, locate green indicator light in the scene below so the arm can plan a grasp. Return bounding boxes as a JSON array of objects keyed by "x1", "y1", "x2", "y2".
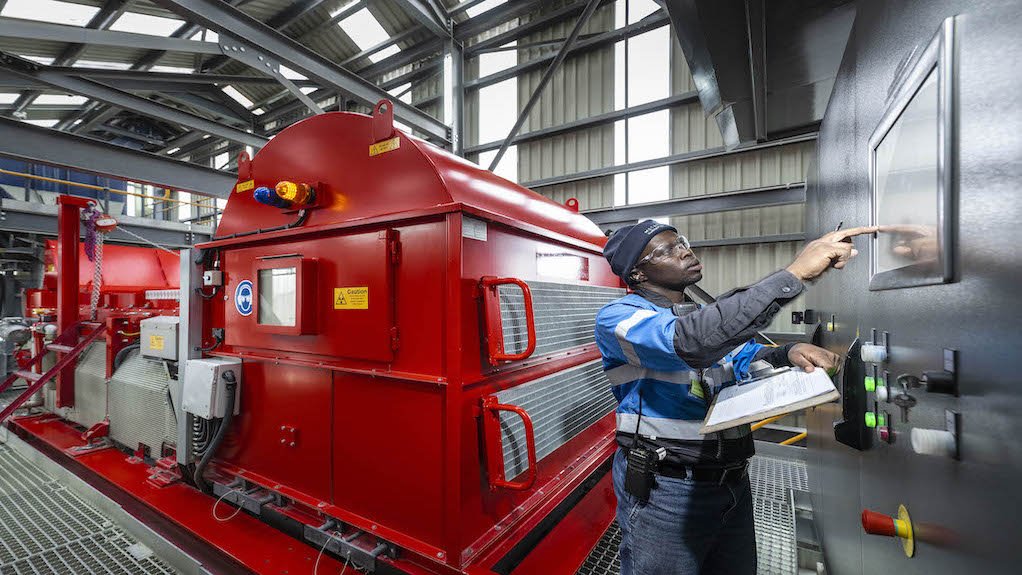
[
  {"x1": 877, "y1": 377, "x2": 886, "y2": 387},
  {"x1": 865, "y1": 412, "x2": 877, "y2": 428},
  {"x1": 878, "y1": 413, "x2": 886, "y2": 427},
  {"x1": 864, "y1": 376, "x2": 876, "y2": 392}
]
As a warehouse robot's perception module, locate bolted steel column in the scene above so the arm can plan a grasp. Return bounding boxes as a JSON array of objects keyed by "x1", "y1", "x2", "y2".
[
  {"x1": 444, "y1": 37, "x2": 465, "y2": 155},
  {"x1": 55, "y1": 195, "x2": 91, "y2": 408}
]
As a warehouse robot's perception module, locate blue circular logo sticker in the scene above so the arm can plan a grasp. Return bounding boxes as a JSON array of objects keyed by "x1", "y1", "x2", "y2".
[{"x1": 235, "y1": 280, "x2": 253, "y2": 316}]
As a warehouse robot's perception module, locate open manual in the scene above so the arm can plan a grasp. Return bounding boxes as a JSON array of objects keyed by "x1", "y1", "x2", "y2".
[{"x1": 700, "y1": 367, "x2": 841, "y2": 434}]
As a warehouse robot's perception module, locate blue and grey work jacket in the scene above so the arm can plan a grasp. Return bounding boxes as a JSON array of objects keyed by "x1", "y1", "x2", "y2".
[{"x1": 594, "y1": 270, "x2": 804, "y2": 465}]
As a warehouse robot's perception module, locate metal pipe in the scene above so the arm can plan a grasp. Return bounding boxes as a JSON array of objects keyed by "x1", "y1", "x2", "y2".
[
  {"x1": 780, "y1": 431, "x2": 808, "y2": 446},
  {"x1": 487, "y1": 0, "x2": 602, "y2": 171},
  {"x1": 751, "y1": 414, "x2": 787, "y2": 431},
  {"x1": 0, "y1": 169, "x2": 217, "y2": 209}
]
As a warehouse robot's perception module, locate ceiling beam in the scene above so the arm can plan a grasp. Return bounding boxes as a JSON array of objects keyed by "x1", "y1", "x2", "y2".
[
  {"x1": 0, "y1": 116, "x2": 236, "y2": 196},
  {"x1": 0, "y1": 54, "x2": 266, "y2": 148},
  {"x1": 392, "y1": 0, "x2": 451, "y2": 37},
  {"x1": 54, "y1": 0, "x2": 251, "y2": 133},
  {"x1": 5, "y1": 0, "x2": 130, "y2": 117},
  {"x1": 153, "y1": 0, "x2": 449, "y2": 143},
  {"x1": 0, "y1": 17, "x2": 222, "y2": 55}
]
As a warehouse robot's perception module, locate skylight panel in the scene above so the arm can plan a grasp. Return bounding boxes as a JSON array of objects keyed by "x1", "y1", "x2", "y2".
[
  {"x1": 222, "y1": 86, "x2": 255, "y2": 108},
  {"x1": 22, "y1": 56, "x2": 55, "y2": 65},
  {"x1": 0, "y1": 93, "x2": 19, "y2": 105},
  {"x1": 1, "y1": 0, "x2": 99, "y2": 26},
  {"x1": 338, "y1": 8, "x2": 399, "y2": 63},
  {"x1": 151, "y1": 65, "x2": 195, "y2": 74},
  {"x1": 111, "y1": 12, "x2": 184, "y2": 36},
  {"x1": 373, "y1": 45, "x2": 400, "y2": 62},
  {"x1": 34, "y1": 94, "x2": 87, "y2": 105},
  {"x1": 279, "y1": 66, "x2": 307, "y2": 81},
  {"x1": 25, "y1": 119, "x2": 59, "y2": 128},
  {"x1": 466, "y1": 0, "x2": 507, "y2": 18},
  {"x1": 73, "y1": 60, "x2": 133, "y2": 70},
  {"x1": 190, "y1": 29, "x2": 219, "y2": 43},
  {"x1": 300, "y1": 87, "x2": 317, "y2": 95}
]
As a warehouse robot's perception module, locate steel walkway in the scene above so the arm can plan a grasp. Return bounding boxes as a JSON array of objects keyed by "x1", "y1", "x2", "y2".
[
  {"x1": 576, "y1": 453, "x2": 807, "y2": 575},
  {"x1": 0, "y1": 436, "x2": 178, "y2": 575}
]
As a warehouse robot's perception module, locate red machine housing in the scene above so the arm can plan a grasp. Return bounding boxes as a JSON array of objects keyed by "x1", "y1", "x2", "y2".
[
  {"x1": 22, "y1": 238, "x2": 180, "y2": 381},
  {"x1": 6, "y1": 102, "x2": 623, "y2": 575},
  {"x1": 195, "y1": 101, "x2": 622, "y2": 573}
]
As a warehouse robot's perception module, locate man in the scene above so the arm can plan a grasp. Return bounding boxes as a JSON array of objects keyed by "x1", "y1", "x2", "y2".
[{"x1": 595, "y1": 220, "x2": 877, "y2": 575}]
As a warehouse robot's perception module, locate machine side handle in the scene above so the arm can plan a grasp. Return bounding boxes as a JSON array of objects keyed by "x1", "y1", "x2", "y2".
[
  {"x1": 479, "y1": 276, "x2": 537, "y2": 364},
  {"x1": 481, "y1": 396, "x2": 538, "y2": 491}
]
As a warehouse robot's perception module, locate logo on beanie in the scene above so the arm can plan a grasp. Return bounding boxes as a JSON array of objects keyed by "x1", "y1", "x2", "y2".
[{"x1": 643, "y1": 223, "x2": 661, "y2": 235}]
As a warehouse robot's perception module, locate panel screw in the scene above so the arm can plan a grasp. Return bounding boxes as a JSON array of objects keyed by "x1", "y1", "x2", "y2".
[{"x1": 317, "y1": 502, "x2": 326, "y2": 508}]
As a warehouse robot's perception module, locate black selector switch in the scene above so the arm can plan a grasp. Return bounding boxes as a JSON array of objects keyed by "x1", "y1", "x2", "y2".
[
  {"x1": 834, "y1": 338, "x2": 873, "y2": 451},
  {"x1": 921, "y1": 349, "x2": 959, "y2": 396}
]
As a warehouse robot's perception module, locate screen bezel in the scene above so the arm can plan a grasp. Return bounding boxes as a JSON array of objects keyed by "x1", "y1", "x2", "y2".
[{"x1": 868, "y1": 17, "x2": 957, "y2": 291}]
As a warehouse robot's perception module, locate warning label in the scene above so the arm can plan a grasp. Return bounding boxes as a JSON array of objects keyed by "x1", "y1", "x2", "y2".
[
  {"x1": 149, "y1": 335, "x2": 165, "y2": 351},
  {"x1": 235, "y1": 179, "x2": 255, "y2": 193},
  {"x1": 334, "y1": 287, "x2": 369, "y2": 309},
  {"x1": 369, "y1": 137, "x2": 400, "y2": 157}
]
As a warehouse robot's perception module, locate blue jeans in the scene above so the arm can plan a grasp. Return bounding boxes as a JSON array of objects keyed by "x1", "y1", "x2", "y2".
[{"x1": 612, "y1": 448, "x2": 757, "y2": 575}]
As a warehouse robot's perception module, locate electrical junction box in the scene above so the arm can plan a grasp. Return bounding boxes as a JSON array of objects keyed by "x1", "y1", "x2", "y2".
[
  {"x1": 140, "y1": 316, "x2": 179, "y2": 360},
  {"x1": 182, "y1": 357, "x2": 242, "y2": 419},
  {"x1": 203, "y1": 270, "x2": 223, "y2": 287}
]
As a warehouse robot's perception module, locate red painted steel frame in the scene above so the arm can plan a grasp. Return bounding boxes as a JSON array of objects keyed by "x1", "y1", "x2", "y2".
[{"x1": 55, "y1": 195, "x2": 91, "y2": 407}]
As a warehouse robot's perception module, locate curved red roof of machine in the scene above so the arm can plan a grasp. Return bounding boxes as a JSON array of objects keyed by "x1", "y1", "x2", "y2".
[{"x1": 214, "y1": 107, "x2": 607, "y2": 249}]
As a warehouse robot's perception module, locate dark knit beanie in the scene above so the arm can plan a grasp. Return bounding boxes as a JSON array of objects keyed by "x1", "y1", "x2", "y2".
[{"x1": 603, "y1": 220, "x2": 677, "y2": 284}]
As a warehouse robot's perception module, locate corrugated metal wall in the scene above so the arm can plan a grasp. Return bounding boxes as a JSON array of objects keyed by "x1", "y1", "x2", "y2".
[
  {"x1": 667, "y1": 39, "x2": 810, "y2": 333},
  {"x1": 464, "y1": 1, "x2": 812, "y2": 334},
  {"x1": 516, "y1": 2, "x2": 617, "y2": 210}
]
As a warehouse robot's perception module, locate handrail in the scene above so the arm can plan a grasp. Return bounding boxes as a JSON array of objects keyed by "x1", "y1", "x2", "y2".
[
  {"x1": 751, "y1": 414, "x2": 787, "y2": 430},
  {"x1": 0, "y1": 168, "x2": 216, "y2": 208},
  {"x1": 780, "y1": 431, "x2": 808, "y2": 446},
  {"x1": 481, "y1": 396, "x2": 539, "y2": 491}
]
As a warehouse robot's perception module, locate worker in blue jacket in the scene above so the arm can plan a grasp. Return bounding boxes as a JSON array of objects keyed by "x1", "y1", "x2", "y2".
[{"x1": 596, "y1": 220, "x2": 876, "y2": 575}]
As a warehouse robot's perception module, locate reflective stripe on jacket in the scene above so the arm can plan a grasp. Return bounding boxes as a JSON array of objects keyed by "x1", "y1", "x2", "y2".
[{"x1": 595, "y1": 293, "x2": 763, "y2": 442}]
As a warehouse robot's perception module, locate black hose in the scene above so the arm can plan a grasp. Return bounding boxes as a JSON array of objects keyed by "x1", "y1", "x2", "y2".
[
  {"x1": 193, "y1": 370, "x2": 238, "y2": 493},
  {"x1": 113, "y1": 344, "x2": 139, "y2": 371}
]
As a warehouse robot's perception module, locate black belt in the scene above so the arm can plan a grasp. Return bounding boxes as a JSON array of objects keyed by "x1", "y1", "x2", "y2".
[{"x1": 655, "y1": 460, "x2": 749, "y2": 485}]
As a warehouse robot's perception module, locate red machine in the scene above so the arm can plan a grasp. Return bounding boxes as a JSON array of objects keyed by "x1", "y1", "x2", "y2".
[{"x1": 5, "y1": 101, "x2": 624, "y2": 575}]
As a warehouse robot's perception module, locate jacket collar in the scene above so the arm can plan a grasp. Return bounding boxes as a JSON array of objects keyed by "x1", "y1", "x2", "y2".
[{"x1": 632, "y1": 287, "x2": 699, "y2": 317}]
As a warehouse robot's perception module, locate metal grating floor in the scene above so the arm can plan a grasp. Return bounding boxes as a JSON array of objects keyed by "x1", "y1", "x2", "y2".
[
  {"x1": 0, "y1": 441, "x2": 178, "y2": 575},
  {"x1": 576, "y1": 453, "x2": 807, "y2": 575}
]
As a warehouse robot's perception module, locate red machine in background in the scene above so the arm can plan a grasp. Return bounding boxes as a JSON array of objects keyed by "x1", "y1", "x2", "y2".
[
  {"x1": 5, "y1": 101, "x2": 625, "y2": 575},
  {"x1": 21, "y1": 234, "x2": 180, "y2": 382}
]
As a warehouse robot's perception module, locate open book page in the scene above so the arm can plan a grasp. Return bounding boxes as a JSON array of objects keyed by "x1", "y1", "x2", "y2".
[{"x1": 701, "y1": 368, "x2": 839, "y2": 434}]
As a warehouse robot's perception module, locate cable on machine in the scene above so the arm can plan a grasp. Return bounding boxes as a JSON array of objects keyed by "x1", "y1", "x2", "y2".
[{"x1": 193, "y1": 370, "x2": 238, "y2": 493}]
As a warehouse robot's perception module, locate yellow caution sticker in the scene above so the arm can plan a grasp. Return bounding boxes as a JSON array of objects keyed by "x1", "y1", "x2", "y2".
[
  {"x1": 149, "y1": 335, "x2": 165, "y2": 351},
  {"x1": 235, "y1": 179, "x2": 255, "y2": 193},
  {"x1": 334, "y1": 287, "x2": 369, "y2": 310},
  {"x1": 369, "y1": 137, "x2": 400, "y2": 157}
]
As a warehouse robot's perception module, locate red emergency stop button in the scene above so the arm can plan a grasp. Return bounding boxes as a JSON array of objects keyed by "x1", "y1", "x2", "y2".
[
  {"x1": 862, "y1": 505, "x2": 915, "y2": 557},
  {"x1": 862, "y1": 509, "x2": 898, "y2": 536}
]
